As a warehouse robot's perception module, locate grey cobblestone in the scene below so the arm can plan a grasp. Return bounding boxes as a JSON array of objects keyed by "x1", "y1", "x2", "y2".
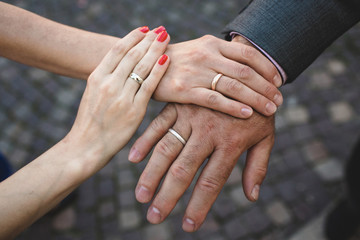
[{"x1": 1, "y1": 1, "x2": 360, "y2": 240}]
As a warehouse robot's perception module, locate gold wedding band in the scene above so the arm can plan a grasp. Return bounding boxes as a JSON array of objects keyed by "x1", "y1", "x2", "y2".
[
  {"x1": 168, "y1": 128, "x2": 186, "y2": 145},
  {"x1": 211, "y1": 73, "x2": 223, "y2": 91},
  {"x1": 129, "y1": 72, "x2": 144, "y2": 85}
]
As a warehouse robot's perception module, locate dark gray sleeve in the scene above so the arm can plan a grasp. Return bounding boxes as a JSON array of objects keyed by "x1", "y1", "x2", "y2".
[{"x1": 224, "y1": 0, "x2": 360, "y2": 83}]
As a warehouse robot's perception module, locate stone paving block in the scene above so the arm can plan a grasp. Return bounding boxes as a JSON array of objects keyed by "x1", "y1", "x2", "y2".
[
  {"x1": 224, "y1": 216, "x2": 249, "y2": 240},
  {"x1": 284, "y1": 105, "x2": 310, "y2": 125},
  {"x1": 196, "y1": 214, "x2": 220, "y2": 239},
  {"x1": 329, "y1": 101, "x2": 355, "y2": 123},
  {"x1": 99, "y1": 200, "x2": 115, "y2": 219},
  {"x1": 282, "y1": 148, "x2": 306, "y2": 171},
  {"x1": 118, "y1": 189, "x2": 136, "y2": 208},
  {"x1": 52, "y1": 207, "x2": 76, "y2": 231},
  {"x1": 99, "y1": 178, "x2": 115, "y2": 198},
  {"x1": 230, "y1": 186, "x2": 252, "y2": 208},
  {"x1": 258, "y1": 185, "x2": 276, "y2": 203},
  {"x1": 314, "y1": 158, "x2": 344, "y2": 182},
  {"x1": 302, "y1": 140, "x2": 328, "y2": 164},
  {"x1": 78, "y1": 177, "x2": 97, "y2": 209},
  {"x1": 241, "y1": 206, "x2": 271, "y2": 234},
  {"x1": 101, "y1": 220, "x2": 121, "y2": 240},
  {"x1": 327, "y1": 59, "x2": 346, "y2": 75},
  {"x1": 76, "y1": 211, "x2": 96, "y2": 230},
  {"x1": 118, "y1": 208, "x2": 141, "y2": 230},
  {"x1": 266, "y1": 201, "x2": 292, "y2": 226},
  {"x1": 118, "y1": 168, "x2": 136, "y2": 189},
  {"x1": 143, "y1": 221, "x2": 172, "y2": 240},
  {"x1": 276, "y1": 179, "x2": 299, "y2": 202},
  {"x1": 227, "y1": 164, "x2": 242, "y2": 185},
  {"x1": 212, "y1": 194, "x2": 237, "y2": 219},
  {"x1": 310, "y1": 72, "x2": 334, "y2": 89}
]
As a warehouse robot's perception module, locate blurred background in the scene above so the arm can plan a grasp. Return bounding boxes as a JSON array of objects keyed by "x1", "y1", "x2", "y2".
[{"x1": 1, "y1": 0, "x2": 360, "y2": 239}]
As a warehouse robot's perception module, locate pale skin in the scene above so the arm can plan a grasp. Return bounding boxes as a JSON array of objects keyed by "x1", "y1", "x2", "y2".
[
  {"x1": 0, "y1": 1, "x2": 280, "y2": 233},
  {"x1": 129, "y1": 37, "x2": 277, "y2": 232},
  {"x1": 0, "y1": 28, "x2": 171, "y2": 239},
  {"x1": 0, "y1": 2, "x2": 282, "y2": 118}
]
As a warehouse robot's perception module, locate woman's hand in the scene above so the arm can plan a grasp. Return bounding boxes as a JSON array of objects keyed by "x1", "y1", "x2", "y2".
[
  {"x1": 152, "y1": 35, "x2": 283, "y2": 118},
  {"x1": 66, "y1": 26, "x2": 170, "y2": 171}
]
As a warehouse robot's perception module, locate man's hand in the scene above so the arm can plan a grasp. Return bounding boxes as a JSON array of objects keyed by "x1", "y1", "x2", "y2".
[
  {"x1": 129, "y1": 103, "x2": 275, "y2": 232},
  {"x1": 153, "y1": 35, "x2": 283, "y2": 118}
]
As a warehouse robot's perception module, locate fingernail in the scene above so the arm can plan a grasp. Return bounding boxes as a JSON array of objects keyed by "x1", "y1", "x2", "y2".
[
  {"x1": 273, "y1": 94, "x2": 283, "y2": 106},
  {"x1": 183, "y1": 218, "x2": 196, "y2": 232},
  {"x1": 147, "y1": 206, "x2": 161, "y2": 224},
  {"x1": 135, "y1": 185, "x2": 150, "y2": 202},
  {"x1": 158, "y1": 54, "x2": 168, "y2": 65},
  {"x1": 241, "y1": 107, "x2": 253, "y2": 117},
  {"x1": 157, "y1": 31, "x2": 168, "y2": 42},
  {"x1": 128, "y1": 148, "x2": 140, "y2": 162},
  {"x1": 265, "y1": 102, "x2": 277, "y2": 114},
  {"x1": 251, "y1": 185, "x2": 260, "y2": 201},
  {"x1": 154, "y1": 26, "x2": 166, "y2": 34},
  {"x1": 273, "y1": 74, "x2": 282, "y2": 87},
  {"x1": 139, "y1": 26, "x2": 149, "y2": 33}
]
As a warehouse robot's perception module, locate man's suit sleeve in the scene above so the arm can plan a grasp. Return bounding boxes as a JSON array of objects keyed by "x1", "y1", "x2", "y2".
[{"x1": 224, "y1": 0, "x2": 360, "y2": 83}]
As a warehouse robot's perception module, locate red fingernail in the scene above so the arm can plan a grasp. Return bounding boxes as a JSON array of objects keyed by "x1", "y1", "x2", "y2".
[
  {"x1": 139, "y1": 26, "x2": 149, "y2": 33},
  {"x1": 154, "y1": 26, "x2": 166, "y2": 34},
  {"x1": 157, "y1": 31, "x2": 168, "y2": 42},
  {"x1": 158, "y1": 54, "x2": 168, "y2": 65}
]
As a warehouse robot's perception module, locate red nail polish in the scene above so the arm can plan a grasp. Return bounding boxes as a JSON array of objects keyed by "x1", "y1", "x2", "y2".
[
  {"x1": 139, "y1": 26, "x2": 149, "y2": 33},
  {"x1": 158, "y1": 55, "x2": 168, "y2": 65},
  {"x1": 157, "y1": 31, "x2": 168, "y2": 42},
  {"x1": 154, "y1": 26, "x2": 166, "y2": 34}
]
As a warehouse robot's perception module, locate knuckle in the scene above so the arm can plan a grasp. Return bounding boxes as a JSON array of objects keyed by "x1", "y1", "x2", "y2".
[
  {"x1": 254, "y1": 166, "x2": 268, "y2": 179},
  {"x1": 112, "y1": 40, "x2": 126, "y2": 55},
  {"x1": 201, "y1": 34, "x2": 216, "y2": 43},
  {"x1": 140, "y1": 81, "x2": 154, "y2": 95},
  {"x1": 135, "y1": 62, "x2": 151, "y2": 75},
  {"x1": 206, "y1": 93, "x2": 219, "y2": 106},
  {"x1": 225, "y1": 79, "x2": 242, "y2": 94},
  {"x1": 264, "y1": 84, "x2": 275, "y2": 97},
  {"x1": 197, "y1": 176, "x2": 222, "y2": 194},
  {"x1": 150, "y1": 116, "x2": 167, "y2": 133},
  {"x1": 235, "y1": 65, "x2": 252, "y2": 79},
  {"x1": 242, "y1": 45, "x2": 257, "y2": 59},
  {"x1": 169, "y1": 164, "x2": 192, "y2": 184},
  {"x1": 127, "y1": 48, "x2": 142, "y2": 60},
  {"x1": 88, "y1": 71, "x2": 100, "y2": 84},
  {"x1": 99, "y1": 82, "x2": 115, "y2": 95},
  {"x1": 173, "y1": 80, "x2": 186, "y2": 92},
  {"x1": 155, "y1": 140, "x2": 178, "y2": 159}
]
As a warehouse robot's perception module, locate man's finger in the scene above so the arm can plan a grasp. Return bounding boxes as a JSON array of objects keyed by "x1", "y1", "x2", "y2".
[
  {"x1": 242, "y1": 134, "x2": 274, "y2": 202},
  {"x1": 129, "y1": 103, "x2": 177, "y2": 163},
  {"x1": 146, "y1": 134, "x2": 212, "y2": 224},
  {"x1": 182, "y1": 149, "x2": 240, "y2": 232},
  {"x1": 135, "y1": 124, "x2": 191, "y2": 203}
]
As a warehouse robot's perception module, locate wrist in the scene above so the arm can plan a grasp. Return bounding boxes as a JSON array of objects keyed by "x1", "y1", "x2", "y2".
[{"x1": 57, "y1": 132, "x2": 108, "y2": 181}]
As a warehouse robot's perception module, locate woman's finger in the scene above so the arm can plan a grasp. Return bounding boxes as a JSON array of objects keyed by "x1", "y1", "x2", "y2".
[
  {"x1": 94, "y1": 27, "x2": 148, "y2": 75},
  {"x1": 135, "y1": 54, "x2": 170, "y2": 104},
  {"x1": 111, "y1": 28, "x2": 159, "y2": 87},
  {"x1": 125, "y1": 31, "x2": 170, "y2": 97}
]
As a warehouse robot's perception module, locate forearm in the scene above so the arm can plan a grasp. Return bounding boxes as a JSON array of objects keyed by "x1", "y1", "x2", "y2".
[
  {"x1": 0, "y1": 137, "x2": 101, "y2": 239},
  {"x1": 0, "y1": 2, "x2": 119, "y2": 80}
]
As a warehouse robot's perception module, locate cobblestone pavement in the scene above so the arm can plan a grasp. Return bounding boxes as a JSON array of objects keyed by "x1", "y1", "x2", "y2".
[{"x1": 1, "y1": 1, "x2": 360, "y2": 240}]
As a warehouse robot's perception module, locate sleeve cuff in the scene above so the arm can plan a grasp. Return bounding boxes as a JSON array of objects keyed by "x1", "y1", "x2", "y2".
[{"x1": 230, "y1": 32, "x2": 287, "y2": 85}]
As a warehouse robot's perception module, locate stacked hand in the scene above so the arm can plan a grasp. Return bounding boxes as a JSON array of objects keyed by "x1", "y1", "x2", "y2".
[
  {"x1": 128, "y1": 34, "x2": 279, "y2": 232},
  {"x1": 67, "y1": 26, "x2": 171, "y2": 173}
]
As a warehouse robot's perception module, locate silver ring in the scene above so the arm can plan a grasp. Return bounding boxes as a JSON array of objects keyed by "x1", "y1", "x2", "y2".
[
  {"x1": 129, "y1": 72, "x2": 144, "y2": 85},
  {"x1": 168, "y1": 128, "x2": 186, "y2": 145},
  {"x1": 211, "y1": 73, "x2": 223, "y2": 91}
]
